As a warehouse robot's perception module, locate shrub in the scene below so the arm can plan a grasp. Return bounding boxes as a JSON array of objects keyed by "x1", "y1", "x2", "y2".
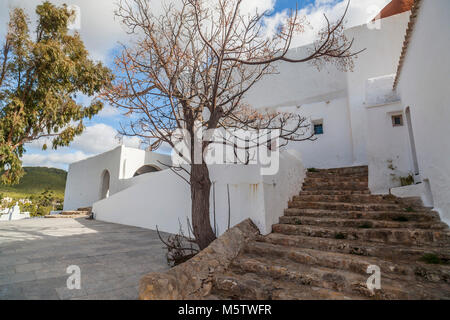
[
  {"x1": 400, "y1": 175, "x2": 414, "y2": 186},
  {"x1": 35, "y1": 205, "x2": 52, "y2": 216},
  {"x1": 419, "y1": 253, "x2": 445, "y2": 265},
  {"x1": 335, "y1": 232, "x2": 346, "y2": 239},
  {"x1": 392, "y1": 215, "x2": 409, "y2": 222},
  {"x1": 358, "y1": 222, "x2": 372, "y2": 229}
]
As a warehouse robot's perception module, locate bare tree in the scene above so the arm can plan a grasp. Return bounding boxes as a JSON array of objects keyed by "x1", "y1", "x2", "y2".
[{"x1": 106, "y1": 0, "x2": 360, "y2": 249}]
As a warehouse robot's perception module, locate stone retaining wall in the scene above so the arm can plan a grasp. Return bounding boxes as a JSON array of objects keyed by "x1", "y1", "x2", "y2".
[{"x1": 139, "y1": 219, "x2": 260, "y2": 300}]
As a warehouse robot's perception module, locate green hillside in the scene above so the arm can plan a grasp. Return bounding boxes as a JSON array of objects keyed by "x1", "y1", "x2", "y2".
[{"x1": 0, "y1": 167, "x2": 67, "y2": 199}]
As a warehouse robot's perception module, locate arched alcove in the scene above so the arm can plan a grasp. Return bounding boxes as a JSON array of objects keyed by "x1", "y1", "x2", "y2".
[
  {"x1": 100, "y1": 170, "x2": 110, "y2": 199},
  {"x1": 133, "y1": 165, "x2": 161, "y2": 177}
]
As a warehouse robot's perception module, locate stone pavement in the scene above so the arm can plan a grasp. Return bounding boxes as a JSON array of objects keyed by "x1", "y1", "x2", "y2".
[{"x1": 0, "y1": 218, "x2": 170, "y2": 300}]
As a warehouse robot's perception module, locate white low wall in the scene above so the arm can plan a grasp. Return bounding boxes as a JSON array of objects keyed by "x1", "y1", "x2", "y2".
[
  {"x1": 93, "y1": 167, "x2": 192, "y2": 234},
  {"x1": 93, "y1": 150, "x2": 305, "y2": 236}
]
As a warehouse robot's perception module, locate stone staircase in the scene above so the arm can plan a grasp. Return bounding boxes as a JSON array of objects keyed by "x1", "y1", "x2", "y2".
[
  {"x1": 210, "y1": 166, "x2": 450, "y2": 300},
  {"x1": 44, "y1": 207, "x2": 92, "y2": 219}
]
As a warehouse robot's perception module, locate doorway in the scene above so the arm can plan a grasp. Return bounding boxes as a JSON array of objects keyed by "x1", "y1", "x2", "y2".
[
  {"x1": 405, "y1": 107, "x2": 419, "y2": 175},
  {"x1": 100, "y1": 170, "x2": 110, "y2": 199}
]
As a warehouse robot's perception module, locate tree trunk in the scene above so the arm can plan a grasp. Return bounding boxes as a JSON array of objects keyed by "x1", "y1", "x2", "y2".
[{"x1": 190, "y1": 163, "x2": 216, "y2": 250}]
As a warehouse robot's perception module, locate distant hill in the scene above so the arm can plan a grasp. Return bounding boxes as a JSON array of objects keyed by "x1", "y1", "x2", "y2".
[{"x1": 0, "y1": 167, "x2": 67, "y2": 199}]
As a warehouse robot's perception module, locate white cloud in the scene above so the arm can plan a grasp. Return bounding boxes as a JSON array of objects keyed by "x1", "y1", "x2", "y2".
[
  {"x1": 263, "y1": 0, "x2": 391, "y2": 46},
  {"x1": 69, "y1": 123, "x2": 141, "y2": 154},
  {"x1": 97, "y1": 104, "x2": 121, "y2": 118},
  {"x1": 21, "y1": 151, "x2": 89, "y2": 169},
  {"x1": 0, "y1": 0, "x2": 130, "y2": 63},
  {"x1": 239, "y1": 0, "x2": 275, "y2": 15},
  {"x1": 0, "y1": 0, "x2": 392, "y2": 62},
  {"x1": 22, "y1": 123, "x2": 143, "y2": 169}
]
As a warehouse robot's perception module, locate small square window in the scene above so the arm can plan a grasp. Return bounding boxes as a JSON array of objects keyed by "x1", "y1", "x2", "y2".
[
  {"x1": 313, "y1": 123, "x2": 324, "y2": 135},
  {"x1": 392, "y1": 115, "x2": 403, "y2": 127}
]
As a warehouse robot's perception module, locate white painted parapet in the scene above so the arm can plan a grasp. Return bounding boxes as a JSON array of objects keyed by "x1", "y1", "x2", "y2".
[{"x1": 365, "y1": 74, "x2": 400, "y2": 107}]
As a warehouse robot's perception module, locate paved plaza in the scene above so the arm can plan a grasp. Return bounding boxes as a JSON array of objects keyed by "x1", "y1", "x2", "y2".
[{"x1": 0, "y1": 218, "x2": 170, "y2": 299}]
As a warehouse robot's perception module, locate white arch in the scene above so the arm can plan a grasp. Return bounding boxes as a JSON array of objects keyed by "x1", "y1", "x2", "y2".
[
  {"x1": 133, "y1": 165, "x2": 161, "y2": 177},
  {"x1": 100, "y1": 170, "x2": 110, "y2": 200}
]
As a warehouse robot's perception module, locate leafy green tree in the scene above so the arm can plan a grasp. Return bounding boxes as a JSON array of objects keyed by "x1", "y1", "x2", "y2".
[
  {"x1": 0, "y1": 2, "x2": 113, "y2": 184},
  {"x1": 37, "y1": 188, "x2": 54, "y2": 207}
]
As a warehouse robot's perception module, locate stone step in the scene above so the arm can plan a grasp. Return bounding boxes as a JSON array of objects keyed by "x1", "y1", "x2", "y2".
[
  {"x1": 284, "y1": 208, "x2": 439, "y2": 222},
  {"x1": 303, "y1": 185, "x2": 369, "y2": 192},
  {"x1": 61, "y1": 210, "x2": 90, "y2": 216},
  {"x1": 272, "y1": 224, "x2": 450, "y2": 246},
  {"x1": 306, "y1": 173, "x2": 369, "y2": 180},
  {"x1": 228, "y1": 255, "x2": 447, "y2": 299},
  {"x1": 309, "y1": 166, "x2": 368, "y2": 175},
  {"x1": 303, "y1": 178, "x2": 368, "y2": 185},
  {"x1": 243, "y1": 241, "x2": 450, "y2": 283},
  {"x1": 288, "y1": 201, "x2": 404, "y2": 212},
  {"x1": 279, "y1": 215, "x2": 448, "y2": 230},
  {"x1": 304, "y1": 176, "x2": 368, "y2": 183},
  {"x1": 212, "y1": 272, "x2": 364, "y2": 300},
  {"x1": 257, "y1": 233, "x2": 450, "y2": 262},
  {"x1": 299, "y1": 190, "x2": 371, "y2": 196},
  {"x1": 293, "y1": 194, "x2": 393, "y2": 203},
  {"x1": 302, "y1": 182, "x2": 368, "y2": 191},
  {"x1": 293, "y1": 195, "x2": 424, "y2": 207},
  {"x1": 45, "y1": 214, "x2": 89, "y2": 219}
]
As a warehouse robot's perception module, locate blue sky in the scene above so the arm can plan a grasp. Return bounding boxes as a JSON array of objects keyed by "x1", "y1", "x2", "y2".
[
  {"x1": 274, "y1": 0, "x2": 315, "y2": 11},
  {"x1": 0, "y1": 0, "x2": 389, "y2": 170}
]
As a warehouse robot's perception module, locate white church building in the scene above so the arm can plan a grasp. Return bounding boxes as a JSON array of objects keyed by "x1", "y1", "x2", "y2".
[{"x1": 63, "y1": 0, "x2": 450, "y2": 234}]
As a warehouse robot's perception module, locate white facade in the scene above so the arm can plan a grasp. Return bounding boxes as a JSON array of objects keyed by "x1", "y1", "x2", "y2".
[
  {"x1": 63, "y1": 145, "x2": 171, "y2": 211},
  {"x1": 396, "y1": 0, "x2": 450, "y2": 224},
  {"x1": 64, "y1": 3, "x2": 450, "y2": 232},
  {"x1": 245, "y1": 12, "x2": 411, "y2": 169},
  {"x1": 92, "y1": 151, "x2": 305, "y2": 236}
]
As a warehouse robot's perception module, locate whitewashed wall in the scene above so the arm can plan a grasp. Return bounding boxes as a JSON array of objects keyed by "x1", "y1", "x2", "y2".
[
  {"x1": 396, "y1": 0, "x2": 450, "y2": 224},
  {"x1": 366, "y1": 101, "x2": 412, "y2": 193},
  {"x1": 64, "y1": 147, "x2": 123, "y2": 211},
  {"x1": 344, "y1": 12, "x2": 411, "y2": 165},
  {"x1": 244, "y1": 45, "x2": 348, "y2": 109},
  {"x1": 278, "y1": 96, "x2": 354, "y2": 169},
  {"x1": 243, "y1": 13, "x2": 410, "y2": 170},
  {"x1": 63, "y1": 146, "x2": 171, "y2": 210},
  {"x1": 93, "y1": 150, "x2": 305, "y2": 236},
  {"x1": 244, "y1": 45, "x2": 352, "y2": 170},
  {"x1": 365, "y1": 75, "x2": 412, "y2": 193},
  {"x1": 93, "y1": 167, "x2": 192, "y2": 234}
]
